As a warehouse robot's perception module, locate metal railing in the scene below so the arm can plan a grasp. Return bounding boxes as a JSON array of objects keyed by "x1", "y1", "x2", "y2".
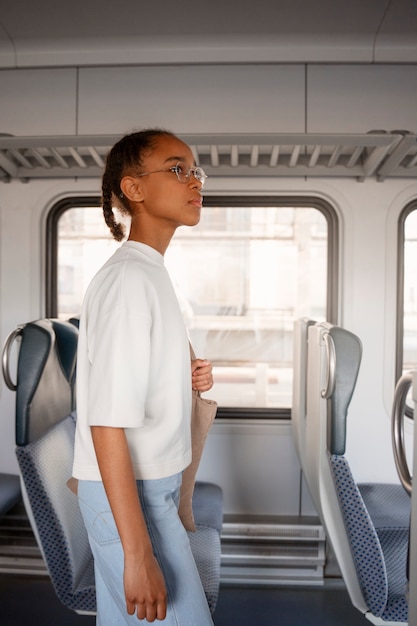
[{"x1": 391, "y1": 372, "x2": 413, "y2": 495}]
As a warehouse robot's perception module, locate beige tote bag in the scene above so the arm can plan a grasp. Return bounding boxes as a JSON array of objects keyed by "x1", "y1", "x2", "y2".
[{"x1": 178, "y1": 345, "x2": 217, "y2": 531}]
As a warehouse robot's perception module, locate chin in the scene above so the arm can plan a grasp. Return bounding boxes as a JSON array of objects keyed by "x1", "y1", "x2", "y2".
[{"x1": 184, "y1": 210, "x2": 201, "y2": 227}]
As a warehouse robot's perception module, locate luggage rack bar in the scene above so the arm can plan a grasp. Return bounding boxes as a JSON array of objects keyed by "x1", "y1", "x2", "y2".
[{"x1": 0, "y1": 131, "x2": 414, "y2": 182}]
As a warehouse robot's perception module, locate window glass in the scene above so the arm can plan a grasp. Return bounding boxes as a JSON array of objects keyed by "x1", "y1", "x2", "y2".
[
  {"x1": 53, "y1": 199, "x2": 333, "y2": 410},
  {"x1": 57, "y1": 206, "x2": 118, "y2": 317},
  {"x1": 401, "y1": 204, "x2": 417, "y2": 375}
]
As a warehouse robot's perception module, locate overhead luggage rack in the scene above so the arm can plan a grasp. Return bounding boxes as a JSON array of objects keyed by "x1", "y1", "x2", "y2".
[
  {"x1": 0, "y1": 131, "x2": 416, "y2": 182},
  {"x1": 0, "y1": 134, "x2": 115, "y2": 182}
]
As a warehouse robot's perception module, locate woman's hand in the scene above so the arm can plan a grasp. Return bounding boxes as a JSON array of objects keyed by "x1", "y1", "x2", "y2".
[
  {"x1": 124, "y1": 551, "x2": 167, "y2": 622},
  {"x1": 191, "y1": 358, "x2": 213, "y2": 392}
]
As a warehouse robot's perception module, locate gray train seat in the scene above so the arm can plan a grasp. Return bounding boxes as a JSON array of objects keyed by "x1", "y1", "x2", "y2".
[
  {"x1": 0, "y1": 473, "x2": 20, "y2": 518},
  {"x1": 2, "y1": 318, "x2": 223, "y2": 615},
  {"x1": 292, "y1": 319, "x2": 410, "y2": 625}
]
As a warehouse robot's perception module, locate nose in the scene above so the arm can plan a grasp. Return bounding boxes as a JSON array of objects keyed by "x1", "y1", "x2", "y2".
[{"x1": 189, "y1": 173, "x2": 203, "y2": 189}]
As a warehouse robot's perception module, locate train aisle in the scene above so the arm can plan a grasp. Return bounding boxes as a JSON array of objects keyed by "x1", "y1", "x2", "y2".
[{"x1": 0, "y1": 575, "x2": 368, "y2": 625}]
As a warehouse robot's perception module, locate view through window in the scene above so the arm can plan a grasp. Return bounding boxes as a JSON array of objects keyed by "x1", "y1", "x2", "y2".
[
  {"x1": 402, "y1": 205, "x2": 417, "y2": 376},
  {"x1": 55, "y1": 201, "x2": 330, "y2": 409}
]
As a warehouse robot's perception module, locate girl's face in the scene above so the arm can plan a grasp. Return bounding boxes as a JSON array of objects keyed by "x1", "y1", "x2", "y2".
[{"x1": 134, "y1": 134, "x2": 204, "y2": 230}]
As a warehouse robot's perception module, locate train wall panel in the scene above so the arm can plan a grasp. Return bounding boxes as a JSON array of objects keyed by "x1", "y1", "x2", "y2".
[
  {"x1": 76, "y1": 65, "x2": 306, "y2": 135},
  {"x1": 307, "y1": 65, "x2": 417, "y2": 133},
  {"x1": 1, "y1": 64, "x2": 416, "y2": 138},
  {"x1": 0, "y1": 68, "x2": 77, "y2": 136}
]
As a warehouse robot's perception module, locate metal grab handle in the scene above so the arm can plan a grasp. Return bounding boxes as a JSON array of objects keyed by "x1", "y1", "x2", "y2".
[
  {"x1": 1, "y1": 326, "x2": 24, "y2": 391},
  {"x1": 321, "y1": 332, "x2": 336, "y2": 398},
  {"x1": 391, "y1": 372, "x2": 413, "y2": 496}
]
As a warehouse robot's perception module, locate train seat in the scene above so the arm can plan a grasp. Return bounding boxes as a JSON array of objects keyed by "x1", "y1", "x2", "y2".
[
  {"x1": 0, "y1": 473, "x2": 20, "y2": 518},
  {"x1": 2, "y1": 318, "x2": 223, "y2": 616},
  {"x1": 292, "y1": 319, "x2": 409, "y2": 625}
]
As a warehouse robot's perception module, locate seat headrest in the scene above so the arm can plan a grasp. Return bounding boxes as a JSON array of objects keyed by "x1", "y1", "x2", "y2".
[
  {"x1": 328, "y1": 326, "x2": 362, "y2": 455},
  {"x1": 9, "y1": 319, "x2": 79, "y2": 446}
]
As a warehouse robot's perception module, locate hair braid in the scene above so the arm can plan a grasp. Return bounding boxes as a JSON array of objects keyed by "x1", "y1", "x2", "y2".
[{"x1": 101, "y1": 129, "x2": 173, "y2": 241}]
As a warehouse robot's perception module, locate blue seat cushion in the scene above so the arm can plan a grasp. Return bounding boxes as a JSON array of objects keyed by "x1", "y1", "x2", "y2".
[
  {"x1": 331, "y1": 455, "x2": 408, "y2": 622},
  {"x1": 190, "y1": 481, "x2": 223, "y2": 613},
  {"x1": 0, "y1": 473, "x2": 21, "y2": 516},
  {"x1": 192, "y1": 482, "x2": 223, "y2": 533}
]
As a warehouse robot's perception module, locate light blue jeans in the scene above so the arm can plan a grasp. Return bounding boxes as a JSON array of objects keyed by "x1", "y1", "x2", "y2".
[{"x1": 78, "y1": 474, "x2": 214, "y2": 626}]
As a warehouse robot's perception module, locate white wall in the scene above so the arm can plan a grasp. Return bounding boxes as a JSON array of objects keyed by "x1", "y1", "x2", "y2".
[{"x1": 1, "y1": 62, "x2": 416, "y2": 515}]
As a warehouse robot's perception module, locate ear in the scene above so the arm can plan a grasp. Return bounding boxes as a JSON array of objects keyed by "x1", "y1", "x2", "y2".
[{"x1": 120, "y1": 176, "x2": 144, "y2": 202}]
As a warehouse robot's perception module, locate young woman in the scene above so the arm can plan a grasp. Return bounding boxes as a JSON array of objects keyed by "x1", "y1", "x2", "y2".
[{"x1": 72, "y1": 129, "x2": 214, "y2": 624}]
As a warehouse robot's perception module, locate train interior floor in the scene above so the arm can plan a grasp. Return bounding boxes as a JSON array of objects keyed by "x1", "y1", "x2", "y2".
[
  {"x1": 0, "y1": 574, "x2": 369, "y2": 626},
  {"x1": 0, "y1": 501, "x2": 369, "y2": 625}
]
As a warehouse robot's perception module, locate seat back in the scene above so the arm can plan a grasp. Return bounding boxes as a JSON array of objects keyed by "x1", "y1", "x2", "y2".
[
  {"x1": 293, "y1": 320, "x2": 409, "y2": 624},
  {"x1": 16, "y1": 413, "x2": 96, "y2": 612},
  {"x1": 3, "y1": 319, "x2": 78, "y2": 446},
  {"x1": 3, "y1": 319, "x2": 96, "y2": 613}
]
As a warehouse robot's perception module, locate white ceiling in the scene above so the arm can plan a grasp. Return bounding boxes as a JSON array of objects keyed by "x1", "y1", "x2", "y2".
[{"x1": 1, "y1": 0, "x2": 417, "y2": 67}]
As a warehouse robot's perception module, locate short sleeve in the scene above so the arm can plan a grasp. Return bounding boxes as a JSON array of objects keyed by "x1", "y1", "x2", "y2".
[{"x1": 87, "y1": 303, "x2": 151, "y2": 428}]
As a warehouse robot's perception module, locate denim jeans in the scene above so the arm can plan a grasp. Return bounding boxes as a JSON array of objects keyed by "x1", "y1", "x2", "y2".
[{"x1": 78, "y1": 474, "x2": 214, "y2": 625}]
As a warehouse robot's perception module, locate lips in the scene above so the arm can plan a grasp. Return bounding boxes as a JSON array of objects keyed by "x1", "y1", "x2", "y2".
[{"x1": 190, "y1": 196, "x2": 203, "y2": 208}]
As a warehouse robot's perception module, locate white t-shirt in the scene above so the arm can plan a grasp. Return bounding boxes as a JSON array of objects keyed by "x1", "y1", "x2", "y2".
[{"x1": 72, "y1": 240, "x2": 192, "y2": 481}]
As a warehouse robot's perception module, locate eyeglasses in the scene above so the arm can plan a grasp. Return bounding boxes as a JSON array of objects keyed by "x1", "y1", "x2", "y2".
[{"x1": 136, "y1": 162, "x2": 207, "y2": 188}]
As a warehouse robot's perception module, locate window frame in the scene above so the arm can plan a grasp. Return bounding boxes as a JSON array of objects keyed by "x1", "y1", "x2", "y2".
[{"x1": 46, "y1": 194, "x2": 339, "y2": 420}]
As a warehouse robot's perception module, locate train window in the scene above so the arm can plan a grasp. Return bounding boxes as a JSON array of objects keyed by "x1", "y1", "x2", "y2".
[
  {"x1": 398, "y1": 200, "x2": 417, "y2": 383},
  {"x1": 47, "y1": 196, "x2": 337, "y2": 415}
]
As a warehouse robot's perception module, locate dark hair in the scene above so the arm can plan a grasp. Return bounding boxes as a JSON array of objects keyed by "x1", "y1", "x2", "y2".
[{"x1": 102, "y1": 129, "x2": 174, "y2": 241}]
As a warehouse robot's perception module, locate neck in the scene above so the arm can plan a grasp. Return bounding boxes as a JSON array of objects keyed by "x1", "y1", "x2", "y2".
[{"x1": 127, "y1": 221, "x2": 175, "y2": 256}]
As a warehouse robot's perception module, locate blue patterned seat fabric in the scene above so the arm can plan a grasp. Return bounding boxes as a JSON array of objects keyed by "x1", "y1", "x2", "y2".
[
  {"x1": 331, "y1": 456, "x2": 409, "y2": 622},
  {"x1": 188, "y1": 481, "x2": 223, "y2": 615},
  {"x1": 16, "y1": 413, "x2": 96, "y2": 612}
]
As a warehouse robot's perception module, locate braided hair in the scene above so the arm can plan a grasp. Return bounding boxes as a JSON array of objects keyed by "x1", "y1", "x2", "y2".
[{"x1": 102, "y1": 129, "x2": 174, "y2": 241}]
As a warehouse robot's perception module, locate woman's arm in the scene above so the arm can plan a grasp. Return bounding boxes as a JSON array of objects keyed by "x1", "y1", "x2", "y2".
[{"x1": 91, "y1": 426, "x2": 167, "y2": 622}]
